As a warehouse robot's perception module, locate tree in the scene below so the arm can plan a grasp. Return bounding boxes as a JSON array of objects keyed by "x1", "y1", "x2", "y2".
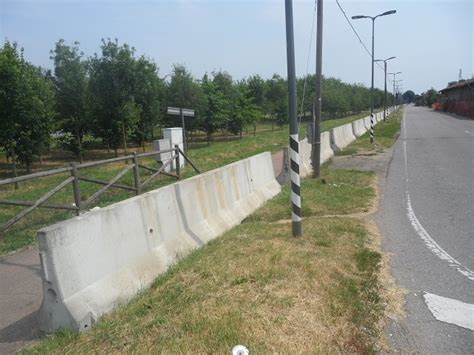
[
  {"x1": 265, "y1": 74, "x2": 288, "y2": 129},
  {"x1": 244, "y1": 75, "x2": 265, "y2": 135},
  {"x1": 89, "y1": 39, "x2": 140, "y2": 156},
  {"x1": 166, "y1": 64, "x2": 206, "y2": 134},
  {"x1": 0, "y1": 41, "x2": 54, "y2": 173},
  {"x1": 133, "y1": 55, "x2": 164, "y2": 150},
  {"x1": 200, "y1": 74, "x2": 228, "y2": 144},
  {"x1": 403, "y1": 90, "x2": 416, "y2": 103},
  {"x1": 50, "y1": 39, "x2": 89, "y2": 162},
  {"x1": 424, "y1": 88, "x2": 439, "y2": 107}
]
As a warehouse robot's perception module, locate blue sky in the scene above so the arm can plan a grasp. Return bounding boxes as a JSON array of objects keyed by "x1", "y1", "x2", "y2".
[{"x1": 0, "y1": 0, "x2": 472, "y2": 94}]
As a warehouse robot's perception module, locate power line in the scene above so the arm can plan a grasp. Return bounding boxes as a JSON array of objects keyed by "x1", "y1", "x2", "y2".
[
  {"x1": 299, "y1": 0, "x2": 317, "y2": 124},
  {"x1": 335, "y1": 0, "x2": 393, "y2": 85}
]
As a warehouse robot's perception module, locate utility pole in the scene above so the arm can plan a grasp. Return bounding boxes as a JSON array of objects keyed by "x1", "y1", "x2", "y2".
[
  {"x1": 375, "y1": 56, "x2": 395, "y2": 121},
  {"x1": 285, "y1": 0, "x2": 302, "y2": 238},
  {"x1": 312, "y1": 0, "x2": 323, "y2": 178},
  {"x1": 388, "y1": 72, "x2": 402, "y2": 108},
  {"x1": 352, "y1": 10, "x2": 396, "y2": 144}
]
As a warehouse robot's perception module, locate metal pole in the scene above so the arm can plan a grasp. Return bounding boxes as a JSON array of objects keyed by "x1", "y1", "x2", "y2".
[
  {"x1": 393, "y1": 76, "x2": 396, "y2": 108},
  {"x1": 312, "y1": 0, "x2": 323, "y2": 178},
  {"x1": 370, "y1": 18, "x2": 375, "y2": 144},
  {"x1": 70, "y1": 162, "x2": 82, "y2": 215},
  {"x1": 132, "y1": 152, "x2": 141, "y2": 195},
  {"x1": 175, "y1": 145, "x2": 181, "y2": 179},
  {"x1": 383, "y1": 61, "x2": 387, "y2": 121},
  {"x1": 180, "y1": 109, "x2": 187, "y2": 153},
  {"x1": 285, "y1": 0, "x2": 302, "y2": 238}
]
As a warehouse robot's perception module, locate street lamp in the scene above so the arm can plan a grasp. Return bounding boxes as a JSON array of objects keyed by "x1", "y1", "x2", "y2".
[
  {"x1": 375, "y1": 56, "x2": 396, "y2": 121},
  {"x1": 352, "y1": 9, "x2": 396, "y2": 143},
  {"x1": 389, "y1": 72, "x2": 402, "y2": 107}
]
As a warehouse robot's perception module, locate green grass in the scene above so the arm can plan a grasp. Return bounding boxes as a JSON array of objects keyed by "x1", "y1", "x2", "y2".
[
  {"x1": 0, "y1": 110, "x2": 379, "y2": 255},
  {"x1": 248, "y1": 164, "x2": 375, "y2": 223},
  {"x1": 336, "y1": 110, "x2": 403, "y2": 155},
  {"x1": 23, "y1": 167, "x2": 383, "y2": 354}
]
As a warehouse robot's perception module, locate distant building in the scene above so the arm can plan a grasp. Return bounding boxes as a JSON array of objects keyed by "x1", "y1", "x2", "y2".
[{"x1": 437, "y1": 78, "x2": 474, "y2": 118}]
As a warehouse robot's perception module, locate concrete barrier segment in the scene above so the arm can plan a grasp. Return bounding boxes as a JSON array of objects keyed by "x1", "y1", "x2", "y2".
[
  {"x1": 298, "y1": 132, "x2": 334, "y2": 177},
  {"x1": 351, "y1": 118, "x2": 367, "y2": 137},
  {"x1": 37, "y1": 152, "x2": 280, "y2": 333},
  {"x1": 330, "y1": 123, "x2": 356, "y2": 151}
]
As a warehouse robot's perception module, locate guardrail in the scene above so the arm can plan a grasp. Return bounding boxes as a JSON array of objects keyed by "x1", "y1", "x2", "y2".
[{"x1": 0, "y1": 146, "x2": 200, "y2": 234}]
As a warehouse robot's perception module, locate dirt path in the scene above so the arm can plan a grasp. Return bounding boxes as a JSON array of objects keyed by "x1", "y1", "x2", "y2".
[{"x1": 0, "y1": 247, "x2": 42, "y2": 354}]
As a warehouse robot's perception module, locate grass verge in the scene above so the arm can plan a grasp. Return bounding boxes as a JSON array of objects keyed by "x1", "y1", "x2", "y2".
[
  {"x1": 23, "y1": 166, "x2": 385, "y2": 353},
  {"x1": 335, "y1": 110, "x2": 403, "y2": 155},
  {"x1": 0, "y1": 110, "x2": 379, "y2": 255}
]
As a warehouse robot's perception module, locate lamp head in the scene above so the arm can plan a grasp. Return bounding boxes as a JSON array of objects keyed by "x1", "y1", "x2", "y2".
[{"x1": 381, "y1": 10, "x2": 397, "y2": 16}]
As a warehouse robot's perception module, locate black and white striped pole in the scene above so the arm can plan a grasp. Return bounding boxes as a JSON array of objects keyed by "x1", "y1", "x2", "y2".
[{"x1": 285, "y1": 0, "x2": 302, "y2": 238}]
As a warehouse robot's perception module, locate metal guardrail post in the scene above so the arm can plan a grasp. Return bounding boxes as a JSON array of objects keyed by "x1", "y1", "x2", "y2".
[
  {"x1": 70, "y1": 162, "x2": 82, "y2": 215},
  {"x1": 132, "y1": 152, "x2": 141, "y2": 195},
  {"x1": 175, "y1": 145, "x2": 181, "y2": 179}
]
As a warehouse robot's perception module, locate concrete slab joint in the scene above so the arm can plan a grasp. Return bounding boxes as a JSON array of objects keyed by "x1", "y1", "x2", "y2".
[
  {"x1": 37, "y1": 152, "x2": 281, "y2": 333},
  {"x1": 330, "y1": 123, "x2": 356, "y2": 151},
  {"x1": 352, "y1": 118, "x2": 368, "y2": 138}
]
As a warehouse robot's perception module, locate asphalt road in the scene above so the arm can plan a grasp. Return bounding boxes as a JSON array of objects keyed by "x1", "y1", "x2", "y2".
[{"x1": 376, "y1": 106, "x2": 474, "y2": 352}]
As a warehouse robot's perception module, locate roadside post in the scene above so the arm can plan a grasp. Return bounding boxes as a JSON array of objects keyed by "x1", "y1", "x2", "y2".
[
  {"x1": 285, "y1": 0, "x2": 302, "y2": 238},
  {"x1": 167, "y1": 106, "x2": 195, "y2": 153}
]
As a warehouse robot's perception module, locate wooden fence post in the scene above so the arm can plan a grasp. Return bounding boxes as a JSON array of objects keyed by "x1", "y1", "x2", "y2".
[
  {"x1": 132, "y1": 152, "x2": 141, "y2": 195},
  {"x1": 70, "y1": 162, "x2": 82, "y2": 215},
  {"x1": 175, "y1": 145, "x2": 180, "y2": 179}
]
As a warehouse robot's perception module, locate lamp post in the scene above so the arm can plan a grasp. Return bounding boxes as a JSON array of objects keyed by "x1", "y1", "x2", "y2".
[
  {"x1": 389, "y1": 72, "x2": 402, "y2": 107},
  {"x1": 352, "y1": 10, "x2": 396, "y2": 143},
  {"x1": 375, "y1": 56, "x2": 395, "y2": 121}
]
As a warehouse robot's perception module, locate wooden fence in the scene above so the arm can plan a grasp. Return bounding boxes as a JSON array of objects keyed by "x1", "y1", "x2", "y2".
[{"x1": 0, "y1": 145, "x2": 200, "y2": 234}]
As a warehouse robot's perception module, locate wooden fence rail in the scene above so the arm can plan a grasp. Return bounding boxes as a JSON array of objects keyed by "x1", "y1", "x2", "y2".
[{"x1": 0, "y1": 146, "x2": 200, "y2": 235}]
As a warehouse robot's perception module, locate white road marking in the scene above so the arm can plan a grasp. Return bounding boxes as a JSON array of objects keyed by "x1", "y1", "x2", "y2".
[
  {"x1": 402, "y1": 111, "x2": 474, "y2": 282},
  {"x1": 406, "y1": 194, "x2": 474, "y2": 281},
  {"x1": 424, "y1": 293, "x2": 474, "y2": 331},
  {"x1": 465, "y1": 130, "x2": 474, "y2": 137}
]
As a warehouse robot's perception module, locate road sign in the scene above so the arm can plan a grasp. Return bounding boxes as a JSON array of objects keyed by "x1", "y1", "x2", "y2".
[
  {"x1": 182, "y1": 109, "x2": 195, "y2": 117},
  {"x1": 166, "y1": 106, "x2": 195, "y2": 152},
  {"x1": 167, "y1": 107, "x2": 181, "y2": 115}
]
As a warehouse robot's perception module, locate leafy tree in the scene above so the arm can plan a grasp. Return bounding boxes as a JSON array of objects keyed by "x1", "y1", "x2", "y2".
[
  {"x1": 0, "y1": 41, "x2": 54, "y2": 173},
  {"x1": 50, "y1": 39, "x2": 89, "y2": 162},
  {"x1": 424, "y1": 88, "x2": 439, "y2": 107},
  {"x1": 88, "y1": 39, "x2": 139, "y2": 156},
  {"x1": 200, "y1": 74, "x2": 228, "y2": 144},
  {"x1": 265, "y1": 74, "x2": 288, "y2": 129},
  {"x1": 166, "y1": 64, "x2": 206, "y2": 134},
  {"x1": 133, "y1": 55, "x2": 164, "y2": 150},
  {"x1": 403, "y1": 90, "x2": 416, "y2": 103},
  {"x1": 244, "y1": 75, "x2": 265, "y2": 135},
  {"x1": 228, "y1": 81, "x2": 260, "y2": 137}
]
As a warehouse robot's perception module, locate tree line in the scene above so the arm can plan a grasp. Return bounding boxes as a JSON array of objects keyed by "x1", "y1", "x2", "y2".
[{"x1": 0, "y1": 39, "x2": 390, "y2": 172}]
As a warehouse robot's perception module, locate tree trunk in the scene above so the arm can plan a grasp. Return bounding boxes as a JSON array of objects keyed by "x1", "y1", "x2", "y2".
[
  {"x1": 121, "y1": 121, "x2": 128, "y2": 156},
  {"x1": 76, "y1": 129, "x2": 84, "y2": 164},
  {"x1": 240, "y1": 129, "x2": 242, "y2": 139},
  {"x1": 11, "y1": 143, "x2": 19, "y2": 190},
  {"x1": 114, "y1": 148, "x2": 118, "y2": 157},
  {"x1": 253, "y1": 123, "x2": 256, "y2": 136},
  {"x1": 26, "y1": 161, "x2": 32, "y2": 174}
]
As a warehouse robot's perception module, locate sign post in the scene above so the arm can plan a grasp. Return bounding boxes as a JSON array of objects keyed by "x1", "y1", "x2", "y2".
[{"x1": 167, "y1": 107, "x2": 195, "y2": 153}]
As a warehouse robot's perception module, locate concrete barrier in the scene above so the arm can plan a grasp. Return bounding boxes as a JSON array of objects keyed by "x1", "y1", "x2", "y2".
[
  {"x1": 363, "y1": 116, "x2": 372, "y2": 131},
  {"x1": 330, "y1": 123, "x2": 356, "y2": 151},
  {"x1": 37, "y1": 152, "x2": 281, "y2": 333},
  {"x1": 351, "y1": 118, "x2": 367, "y2": 137},
  {"x1": 298, "y1": 132, "x2": 334, "y2": 177}
]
